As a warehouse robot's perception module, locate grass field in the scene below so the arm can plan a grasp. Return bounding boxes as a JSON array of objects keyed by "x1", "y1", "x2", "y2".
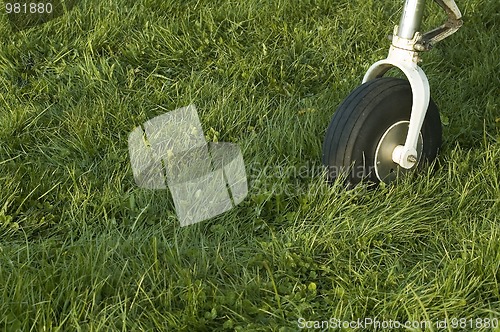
[{"x1": 0, "y1": 0, "x2": 499, "y2": 330}]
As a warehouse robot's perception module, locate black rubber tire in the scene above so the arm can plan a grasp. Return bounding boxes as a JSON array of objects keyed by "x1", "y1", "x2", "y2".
[{"x1": 322, "y1": 77, "x2": 442, "y2": 186}]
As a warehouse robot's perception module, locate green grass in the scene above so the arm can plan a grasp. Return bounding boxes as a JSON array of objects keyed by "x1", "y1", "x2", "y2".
[{"x1": 0, "y1": 0, "x2": 499, "y2": 330}]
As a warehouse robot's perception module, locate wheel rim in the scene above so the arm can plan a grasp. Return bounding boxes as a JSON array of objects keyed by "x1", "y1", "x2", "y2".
[{"x1": 374, "y1": 121, "x2": 423, "y2": 183}]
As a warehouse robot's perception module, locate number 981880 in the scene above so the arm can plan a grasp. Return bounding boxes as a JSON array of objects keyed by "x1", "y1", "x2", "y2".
[{"x1": 5, "y1": 2, "x2": 53, "y2": 14}]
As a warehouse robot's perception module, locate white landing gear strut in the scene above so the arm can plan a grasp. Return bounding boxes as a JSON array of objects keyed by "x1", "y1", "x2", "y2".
[{"x1": 363, "y1": 0, "x2": 463, "y2": 169}]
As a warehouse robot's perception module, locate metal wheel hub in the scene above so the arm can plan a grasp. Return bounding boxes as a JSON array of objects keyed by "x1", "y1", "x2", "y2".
[{"x1": 374, "y1": 121, "x2": 423, "y2": 183}]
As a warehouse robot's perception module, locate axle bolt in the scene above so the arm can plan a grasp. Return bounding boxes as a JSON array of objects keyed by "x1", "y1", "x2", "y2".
[{"x1": 407, "y1": 155, "x2": 417, "y2": 164}]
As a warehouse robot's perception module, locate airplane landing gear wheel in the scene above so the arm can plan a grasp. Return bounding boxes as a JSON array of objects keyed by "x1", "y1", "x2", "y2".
[{"x1": 322, "y1": 77, "x2": 442, "y2": 186}]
